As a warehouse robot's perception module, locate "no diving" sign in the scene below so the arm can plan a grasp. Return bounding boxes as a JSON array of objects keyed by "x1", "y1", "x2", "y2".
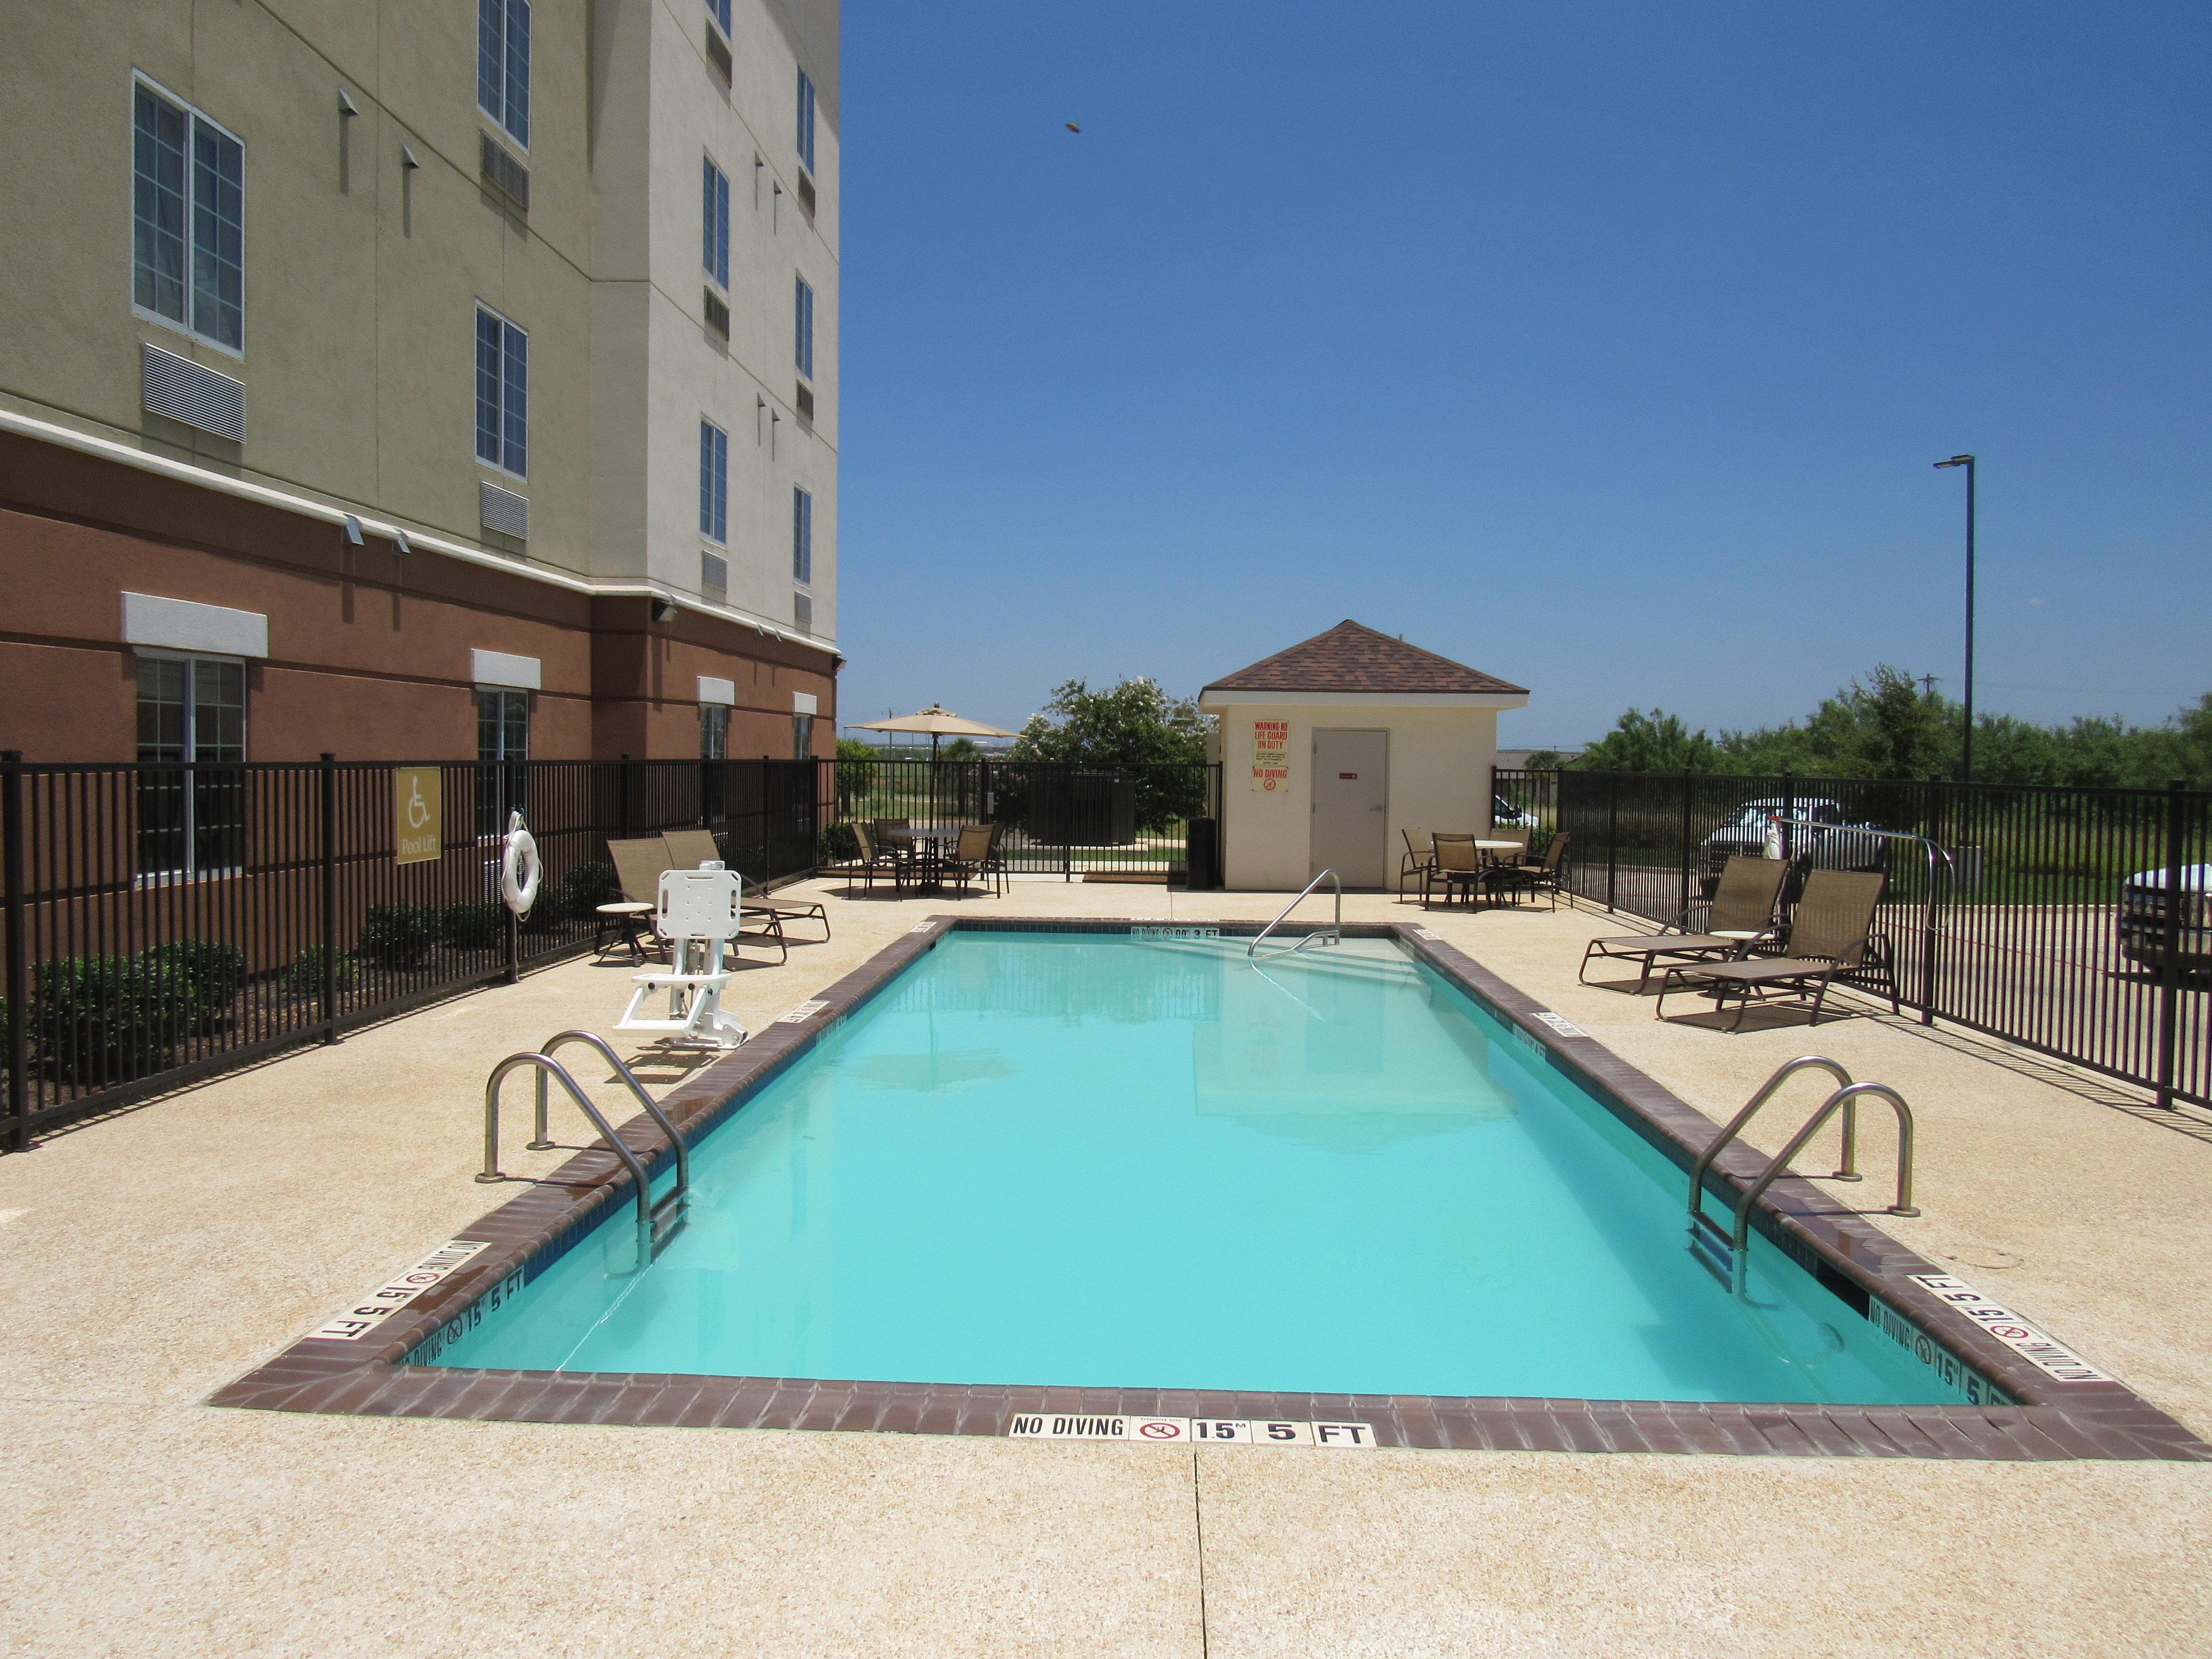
[{"x1": 1008, "y1": 1414, "x2": 1378, "y2": 1448}]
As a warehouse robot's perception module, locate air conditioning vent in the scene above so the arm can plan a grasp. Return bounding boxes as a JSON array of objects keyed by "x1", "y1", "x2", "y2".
[
  {"x1": 701, "y1": 551, "x2": 728, "y2": 597},
  {"x1": 793, "y1": 592, "x2": 813, "y2": 635},
  {"x1": 479, "y1": 481, "x2": 529, "y2": 540},
  {"x1": 704, "y1": 289, "x2": 730, "y2": 338},
  {"x1": 705, "y1": 28, "x2": 733, "y2": 84},
  {"x1": 795, "y1": 380, "x2": 815, "y2": 421},
  {"x1": 796, "y1": 171, "x2": 816, "y2": 217},
  {"x1": 480, "y1": 131, "x2": 530, "y2": 213},
  {"x1": 141, "y1": 344, "x2": 245, "y2": 442}
]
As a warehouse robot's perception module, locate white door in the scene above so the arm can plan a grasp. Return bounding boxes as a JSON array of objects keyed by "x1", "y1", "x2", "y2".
[{"x1": 1310, "y1": 729, "x2": 1389, "y2": 889}]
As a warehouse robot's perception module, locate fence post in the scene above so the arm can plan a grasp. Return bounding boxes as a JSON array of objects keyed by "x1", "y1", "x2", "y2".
[
  {"x1": 319, "y1": 753, "x2": 339, "y2": 1044},
  {"x1": 1606, "y1": 770, "x2": 1619, "y2": 913},
  {"x1": 3, "y1": 750, "x2": 27, "y2": 1153},
  {"x1": 1678, "y1": 771, "x2": 1693, "y2": 923},
  {"x1": 2156, "y1": 778, "x2": 2186, "y2": 1109},
  {"x1": 1780, "y1": 769, "x2": 1795, "y2": 863},
  {"x1": 619, "y1": 754, "x2": 632, "y2": 843}
]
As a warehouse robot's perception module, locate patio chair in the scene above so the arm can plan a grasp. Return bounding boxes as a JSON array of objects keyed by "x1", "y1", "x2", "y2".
[
  {"x1": 613, "y1": 868, "x2": 751, "y2": 1048},
  {"x1": 1654, "y1": 869, "x2": 1895, "y2": 1031},
  {"x1": 664, "y1": 828, "x2": 829, "y2": 945},
  {"x1": 597, "y1": 836, "x2": 675, "y2": 963},
  {"x1": 1398, "y1": 829, "x2": 1434, "y2": 902},
  {"x1": 843, "y1": 821, "x2": 908, "y2": 893},
  {"x1": 938, "y1": 822, "x2": 1008, "y2": 899},
  {"x1": 1427, "y1": 834, "x2": 1485, "y2": 908},
  {"x1": 1580, "y1": 854, "x2": 1789, "y2": 992},
  {"x1": 1486, "y1": 832, "x2": 1572, "y2": 909}
]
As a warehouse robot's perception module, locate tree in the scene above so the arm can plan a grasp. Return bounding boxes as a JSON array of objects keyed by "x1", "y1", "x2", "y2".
[
  {"x1": 1573, "y1": 709, "x2": 1719, "y2": 773},
  {"x1": 1010, "y1": 678, "x2": 1215, "y2": 830}
]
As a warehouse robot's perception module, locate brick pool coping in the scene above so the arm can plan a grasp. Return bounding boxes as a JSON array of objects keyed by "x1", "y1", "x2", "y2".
[{"x1": 210, "y1": 917, "x2": 2210, "y2": 1462}]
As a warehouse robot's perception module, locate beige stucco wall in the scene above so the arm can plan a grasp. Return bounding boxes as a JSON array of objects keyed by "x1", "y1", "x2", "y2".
[{"x1": 1205, "y1": 697, "x2": 1527, "y2": 891}]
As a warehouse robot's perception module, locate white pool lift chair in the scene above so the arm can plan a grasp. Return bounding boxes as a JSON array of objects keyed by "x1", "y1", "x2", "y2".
[{"x1": 613, "y1": 867, "x2": 751, "y2": 1048}]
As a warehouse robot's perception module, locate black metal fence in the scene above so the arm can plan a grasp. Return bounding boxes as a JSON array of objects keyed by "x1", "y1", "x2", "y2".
[
  {"x1": 0, "y1": 753, "x2": 824, "y2": 1142},
  {"x1": 1492, "y1": 767, "x2": 2211, "y2": 1109},
  {"x1": 832, "y1": 758, "x2": 1222, "y2": 879}
]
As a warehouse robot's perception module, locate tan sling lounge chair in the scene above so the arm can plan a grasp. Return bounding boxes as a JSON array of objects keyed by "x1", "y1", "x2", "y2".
[
  {"x1": 1654, "y1": 869, "x2": 1894, "y2": 1031},
  {"x1": 598, "y1": 836, "x2": 676, "y2": 962},
  {"x1": 1580, "y1": 855, "x2": 1789, "y2": 991},
  {"x1": 663, "y1": 828, "x2": 830, "y2": 945}
]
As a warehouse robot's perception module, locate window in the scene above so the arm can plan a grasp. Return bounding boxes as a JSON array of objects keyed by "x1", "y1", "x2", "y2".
[
  {"x1": 707, "y1": 0, "x2": 732, "y2": 35},
  {"x1": 702, "y1": 156, "x2": 730, "y2": 288},
  {"x1": 792, "y1": 486, "x2": 812, "y2": 583},
  {"x1": 132, "y1": 79, "x2": 244, "y2": 353},
  {"x1": 796, "y1": 68, "x2": 816, "y2": 172},
  {"x1": 475, "y1": 306, "x2": 528, "y2": 477},
  {"x1": 478, "y1": 0, "x2": 531, "y2": 146},
  {"x1": 701, "y1": 701, "x2": 730, "y2": 820},
  {"x1": 794, "y1": 275, "x2": 814, "y2": 379},
  {"x1": 793, "y1": 712, "x2": 815, "y2": 760},
  {"x1": 475, "y1": 688, "x2": 529, "y2": 837},
  {"x1": 699, "y1": 418, "x2": 728, "y2": 543},
  {"x1": 135, "y1": 655, "x2": 246, "y2": 876}
]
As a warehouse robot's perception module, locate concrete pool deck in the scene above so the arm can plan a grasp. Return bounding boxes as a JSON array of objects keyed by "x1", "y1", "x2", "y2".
[{"x1": 3, "y1": 878, "x2": 2209, "y2": 1655}]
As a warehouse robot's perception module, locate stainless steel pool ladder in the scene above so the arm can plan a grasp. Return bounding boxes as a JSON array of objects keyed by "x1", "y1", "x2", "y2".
[
  {"x1": 1249, "y1": 868, "x2": 1343, "y2": 957},
  {"x1": 1686, "y1": 1055, "x2": 1919, "y2": 1286},
  {"x1": 479, "y1": 1031, "x2": 690, "y2": 1260}
]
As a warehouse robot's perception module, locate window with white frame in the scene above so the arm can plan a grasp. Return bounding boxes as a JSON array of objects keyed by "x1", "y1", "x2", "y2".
[
  {"x1": 132, "y1": 78, "x2": 244, "y2": 353},
  {"x1": 707, "y1": 0, "x2": 732, "y2": 37},
  {"x1": 475, "y1": 687, "x2": 529, "y2": 838},
  {"x1": 135, "y1": 654, "x2": 246, "y2": 876},
  {"x1": 700, "y1": 700, "x2": 730, "y2": 819},
  {"x1": 479, "y1": 0, "x2": 531, "y2": 146},
  {"x1": 702, "y1": 156, "x2": 730, "y2": 289},
  {"x1": 794, "y1": 275, "x2": 814, "y2": 379},
  {"x1": 475, "y1": 306, "x2": 528, "y2": 477},
  {"x1": 793, "y1": 486, "x2": 812, "y2": 584},
  {"x1": 797, "y1": 68, "x2": 816, "y2": 172},
  {"x1": 699, "y1": 418, "x2": 728, "y2": 543}
]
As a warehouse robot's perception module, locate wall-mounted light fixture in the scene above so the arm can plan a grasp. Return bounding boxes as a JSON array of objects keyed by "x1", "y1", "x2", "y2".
[
  {"x1": 400, "y1": 144, "x2": 420, "y2": 170},
  {"x1": 342, "y1": 514, "x2": 365, "y2": 547},
  {"x1": 651, "y1": 595, "x2": 680, "y2": 623},
  {"x1": 392, "y1": 529, "x2": 412, "y2": 556},
  {"x1": 338, "y1": 88, "x2": 360, "y2": 118}
]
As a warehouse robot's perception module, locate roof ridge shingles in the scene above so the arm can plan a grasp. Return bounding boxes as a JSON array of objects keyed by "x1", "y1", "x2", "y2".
[{"x1": 1203, "y1": 620, "x2": 1527, "y2": 696}]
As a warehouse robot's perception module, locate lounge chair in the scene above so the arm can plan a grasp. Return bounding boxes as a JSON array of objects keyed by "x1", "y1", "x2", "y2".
[
  {"x1": 1398, "y1": 829, "x2": 1434, "y2": 902},
  {"x1": 598, "y1": 836, "x2": 675, "y2": 962},
  {"x1": 1580, "y1": 854, "x2": 1788, "y2": 991},
  {"x1": 938, "y1": 822, "x2": 1008, "y2": 898},
  {"x1": 1487, "y1": 832, "x2": 1572, "y2": 909},
  {"x1": 1654, "y1": 869, "x2": 1895, "y2": 1031},
  {"x1": 664, "y1": 827, "x2": 830, "y2": 943}
]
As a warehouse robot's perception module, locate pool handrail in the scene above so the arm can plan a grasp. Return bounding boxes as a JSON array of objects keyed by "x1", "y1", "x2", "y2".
[
  {"x1": 529, "y1": 1030, "x2": 690, "y2": 1199},
  {"x1": 1250, "y1": 868, "x2": 1343, "y2": 957},
  {"x1": 479, "y1": 1049, "x2": 688, "y2": 1263},
  {"x1": 1729, "y1": 1081, "x2": 1919, "y2": 1254},
  {"x1": 1687, "y1": 1055, "x2": 1860, "y2": 1248}
]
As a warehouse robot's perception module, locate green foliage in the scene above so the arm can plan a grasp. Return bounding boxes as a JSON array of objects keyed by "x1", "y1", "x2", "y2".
[
  {"x1": 1575, "y1": 673, "x2": 2212, "y2": 788},
  {"x1": 1010, "y1": 677, "x2": 1216, "y2": 832},
  {"x1": 283, "y1": 946, "x2": 361, "y2": 996},
  {"x1": 1575, "y1": 709, "x2": 1720, "y2": 773},
  {"x1": 439, "y1": 901, "x2": 508, "y2": 951},
  {"x1": 359, "y1": 903, "x2": 437, "y2": 970},
  {"x1": 32, "y1": 955, "x2": 188, "y2": 1085},
  {"x1": 834, "y1": 737, "x2": 879, "y2": 815},
  {"x1": 818, "y1": 821, "x2": 860, "y2": 862},
  {"x1": 556, "y1": 861, "x2": 618, "y2": 917},
  {"x1": 143, "y1": 938, "x2": 248, "y2": 1031}
]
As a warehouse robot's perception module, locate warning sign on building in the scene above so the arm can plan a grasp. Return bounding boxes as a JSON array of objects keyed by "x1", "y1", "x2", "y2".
[{"x1": 1250, "y1": 720, "x2": 1290, "y2": 793}]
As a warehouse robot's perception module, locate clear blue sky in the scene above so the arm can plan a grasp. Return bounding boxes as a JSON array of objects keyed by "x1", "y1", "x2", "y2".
[{"x1": 835, "y1": 1, "x2": 2210, "y2": 747}]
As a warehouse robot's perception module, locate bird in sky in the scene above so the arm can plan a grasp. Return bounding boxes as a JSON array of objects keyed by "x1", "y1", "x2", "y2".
[{"x1": 1064, "y1": 122, "x2": 1081, "y2": 133}]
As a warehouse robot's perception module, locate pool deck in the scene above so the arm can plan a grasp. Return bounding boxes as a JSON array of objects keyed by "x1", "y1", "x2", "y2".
[{"x1": 4, "y1": 878, "x2": 2209, "y2": 1656}]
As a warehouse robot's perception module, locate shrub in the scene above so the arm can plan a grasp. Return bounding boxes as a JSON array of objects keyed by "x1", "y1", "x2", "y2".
[
  {"x1": 557, "y1": 860, "x2": 618, "y2": 917},
  {"x1": 32, "y1": 954, "x2": 187, "y2": 1085},
  {"x1": 360, "y1": 903, "x2": 437, "y2": 970},
  {"x1": 439, "y1": 901, "x2": 507, "y2": 952},
  {"x1": 144, "y1": 938, "x2": 247, "y2": 1031},
  {"x1": 283, "y1": 946, "x2": 361, "y2": 996},
  {"x1": 818, "y1": 822, "x2": 859, "y2": 863}
]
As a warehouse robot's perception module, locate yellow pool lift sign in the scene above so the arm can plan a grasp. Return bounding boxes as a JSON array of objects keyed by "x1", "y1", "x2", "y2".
[{"x1": 395, "y1": 766, "x2": 442, "y2": 864}]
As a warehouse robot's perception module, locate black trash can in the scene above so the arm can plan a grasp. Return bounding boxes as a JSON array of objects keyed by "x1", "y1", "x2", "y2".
[{"x1": 1185, "y1": 817, "x2": 1220, "y2": 890}]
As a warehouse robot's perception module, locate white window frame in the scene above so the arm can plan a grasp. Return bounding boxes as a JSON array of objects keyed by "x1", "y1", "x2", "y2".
[
  {"x1": 794, "y1": 274, "x2": 814, "y2": 380},
  {"x1": 797, "y1": 67, "x2": 816, "y2": 173},
  {"x1": 132, "y1": 649, "x2": 249, "y2": 883},
  {"x1": 700, "y1": 417, "x2": 728, "y2": 545},
  {"x1": 478, "y1": 0, "x2": 532, "y2": 151},
  {"x1": 706, "y1": 0, "x2": 733, "y2": 40},
  {"x1": 702, "y1": 154, "x2": 731, "y2": 291},
  {"x1": 474, "y1": 302, "x2": 529, "y2": 480},
  {"x1": 129, "y1": 72, "x2": 246, "y2": 359},
  {"x1": 793, "y1": 485, "x2": 812, "y2": 586}
]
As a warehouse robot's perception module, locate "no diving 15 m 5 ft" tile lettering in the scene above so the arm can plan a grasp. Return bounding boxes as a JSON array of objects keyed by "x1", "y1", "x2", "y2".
[{"x1": 1008, "y1": 1415, "x2": 1379, "y2": 1447}]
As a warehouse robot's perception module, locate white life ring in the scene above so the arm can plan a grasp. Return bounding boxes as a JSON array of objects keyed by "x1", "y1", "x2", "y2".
[{"x1": 500, "y1": 817, "x2": 541, "y2": 915}]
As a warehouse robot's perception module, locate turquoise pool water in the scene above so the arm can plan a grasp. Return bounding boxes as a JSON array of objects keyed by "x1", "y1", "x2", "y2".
[{"x1": 431, "y1": 931, "x2": 1960, "y2": 1404}]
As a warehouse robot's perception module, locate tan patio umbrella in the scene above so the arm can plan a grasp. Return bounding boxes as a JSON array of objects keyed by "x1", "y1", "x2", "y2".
[{"x1": 851, "y1": 703, "x2": 1017, "y2": 759}]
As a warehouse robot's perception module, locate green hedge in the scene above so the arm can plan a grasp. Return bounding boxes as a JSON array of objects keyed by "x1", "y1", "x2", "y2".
[{"x1": 360, "y1": 904, "x2": 436, "y2": 969}]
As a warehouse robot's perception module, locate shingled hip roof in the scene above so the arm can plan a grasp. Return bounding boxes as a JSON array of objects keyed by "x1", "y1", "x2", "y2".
[{"x1": 1202, "y1": 620, "x2": 1527, "y2": 697}]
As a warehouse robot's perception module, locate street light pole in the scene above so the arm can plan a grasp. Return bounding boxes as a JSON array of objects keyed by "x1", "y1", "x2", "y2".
[{"x1": 1934, "y1": 454, "x2": 1976, "y2": 783}]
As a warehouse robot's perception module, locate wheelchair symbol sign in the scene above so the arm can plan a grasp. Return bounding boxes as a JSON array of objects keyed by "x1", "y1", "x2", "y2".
[{"x1": 395, "y1": 767, "x2": 442, "y2": 865}]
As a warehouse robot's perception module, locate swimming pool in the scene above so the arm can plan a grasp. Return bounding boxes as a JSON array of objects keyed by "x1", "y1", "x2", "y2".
[{"x1": 426, "y1": 929, "x2": 1961, "y2": 1405}]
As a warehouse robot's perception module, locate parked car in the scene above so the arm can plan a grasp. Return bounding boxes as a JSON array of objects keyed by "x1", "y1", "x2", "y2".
[
  {"x1": 2117, "y1": 865, "x2": 2212, "y2": 977},
  {"x1": 1698, "y1": 797, "x2": 1887, "y2": 896},
  {"x1": 1492, "y1": 793, "x2": 1539, "y2": 831}
]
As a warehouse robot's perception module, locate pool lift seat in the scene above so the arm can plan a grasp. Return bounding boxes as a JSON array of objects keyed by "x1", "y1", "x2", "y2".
[
  {"x1": 1686, "y1": 1055, "x2": 1919, "y2": 1289},
  {"x1": 480, "y1": 1032, "x2": 691, "y2": 1264},
  {"x1": 614, "y1": 867, "x2": 752, "y2": 1048}
]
